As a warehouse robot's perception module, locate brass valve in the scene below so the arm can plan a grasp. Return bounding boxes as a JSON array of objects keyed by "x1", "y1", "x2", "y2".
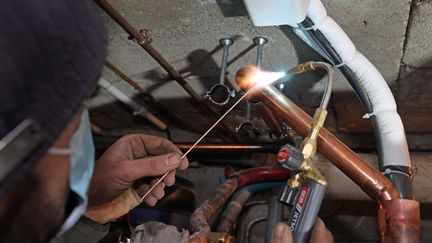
[
  {"x1": 290, "y1": 61, "x2": 315, "y2": 74},
  {"x1": 300, "y1": 108, "x2": 328, "y2": 160}
]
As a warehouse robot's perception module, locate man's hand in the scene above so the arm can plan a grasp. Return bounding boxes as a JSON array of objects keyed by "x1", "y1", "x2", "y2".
[
  {"x1": 85, "y1": 134, "x2": 188, "y2": 223},
  {"x1": 271, "y1": 218, "x2": 333, "y2": 243}
]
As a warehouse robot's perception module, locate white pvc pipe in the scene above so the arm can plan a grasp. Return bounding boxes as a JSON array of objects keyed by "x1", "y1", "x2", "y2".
[{"x1": 294, "y1": 0, "x2": 411, "y2": 168}]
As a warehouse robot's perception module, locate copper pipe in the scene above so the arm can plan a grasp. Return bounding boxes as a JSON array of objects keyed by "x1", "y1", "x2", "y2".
[
  {"x1": 256, "y1": 87, "x2": 400, "y2": 203},
  {"x1": 94, "y1": 0, "x2": 239, "y2": 141},
  {"x1": 250, "y1": 87, "x2": 419, "y2": 242},
  {"x1": 105, "y1": 61, "x2": 152, "y2": 97},
  {"x1": 234, "y1": 66, "x2": 419, "y2": 242},
  {"x1": 217, "y1": 190, "x2": 251, "y2": 233},
  {"x1": 189, "y1": 178, "x2": 238, "y2": 243},
  {"x1": 379, "y1": 199, "x2": 420, "y2": 243},
  {"x1": 235, "y1": 66, "x2": 399, "y2": 201},
  {"x1": 176, "y1": 143, "x2": 280, "y2": 153}
]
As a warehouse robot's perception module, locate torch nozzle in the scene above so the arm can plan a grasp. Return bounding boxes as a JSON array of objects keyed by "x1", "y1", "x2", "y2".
[{"x1": 235, "y1": 66, "x2": 286, "y2": 90}]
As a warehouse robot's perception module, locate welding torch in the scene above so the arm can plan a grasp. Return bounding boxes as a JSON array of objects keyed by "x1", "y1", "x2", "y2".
[
  {"x1": 141, "y1": 63, "x2": 332, "y2": 202},
  {"x1": 139, "y1": 67, "x2": 287, "y2": 202},
  {"x1": 236, "y1": 61, "x2": 335, "y2": 243}
]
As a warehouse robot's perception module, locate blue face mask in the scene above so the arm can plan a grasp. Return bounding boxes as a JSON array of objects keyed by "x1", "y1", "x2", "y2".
[
  {"x1": 68, "y1": 109, "x2": 95, "y2": 202},
  {"x1": 48, "y1": 109, "x2": 95, "y2": 235}
]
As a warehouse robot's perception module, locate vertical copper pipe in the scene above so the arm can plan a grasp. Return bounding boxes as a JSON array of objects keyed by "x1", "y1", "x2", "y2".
[
  {"x1": 94, "y1": 0, "x2": 239, "y2": 141},
  {"x1": 217, "y1": 190, "x2": 251, "y2": 233},
  {"x1": 255, "y1": 87, "x2": 400, "y2": 203},
  {"x1": 380, "y1": 199, "x2": 420, "y2": 243},
  {"x1": 189, "y1": 178, "x2": 238, "y2": 243}
]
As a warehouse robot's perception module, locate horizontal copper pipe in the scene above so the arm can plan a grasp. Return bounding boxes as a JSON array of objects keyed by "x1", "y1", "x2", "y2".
[
  {"x1": 176, "y1": 143, "x2": 280, "y2": 153},
  {"x1": 256, "y1": 87, "x2": 400, "y2": 203},
  {"x1": 178, "y1": 144, "x2": 264, "y2": 150}
]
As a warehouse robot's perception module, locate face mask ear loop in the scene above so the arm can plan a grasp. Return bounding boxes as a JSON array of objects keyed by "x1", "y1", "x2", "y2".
[{"x1": 48, "y1": 148, "x2": 73, "y2": 156}]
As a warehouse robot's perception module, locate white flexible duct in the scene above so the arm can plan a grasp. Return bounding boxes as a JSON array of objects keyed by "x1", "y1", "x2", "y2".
[{"x1": 294, "y1": 0, "x2": 411, "y2": 168}]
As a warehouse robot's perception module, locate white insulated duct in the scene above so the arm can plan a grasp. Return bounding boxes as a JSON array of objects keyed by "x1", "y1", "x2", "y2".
[{"x1": 293, "y1": 0, "x2": 411, "y2": 168}]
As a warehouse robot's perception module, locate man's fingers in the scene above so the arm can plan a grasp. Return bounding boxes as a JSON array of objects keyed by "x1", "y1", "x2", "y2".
[
  {"x1": 163, "y1": 171, "x2": 176, "y2": 186},
  {"x1": 135, "y1": 184, "x2": 155, "y2": 205},
  {"x1": 135, "y1": 183, "x2": 164, "y2": 206},
  {"x1": 271, "y1": 223, "x2": 293, "y2": 243},
  {"x1": 310, "y1": 218, "x2": 334, "y2": 243},
  {"x1": 144, "y1": 195, "x2": 158, "y2": 206},
  {"x1": 150, "y1": 179, "x2": 165, "y2": 200},
  {"x1": 179, "y1": 158, "x2": 189, "y2": 170}
]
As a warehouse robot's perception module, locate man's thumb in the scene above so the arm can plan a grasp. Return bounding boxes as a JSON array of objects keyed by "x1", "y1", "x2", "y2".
[{"x1": 272, "y1": 223, "x2": 293, "y2": 243}]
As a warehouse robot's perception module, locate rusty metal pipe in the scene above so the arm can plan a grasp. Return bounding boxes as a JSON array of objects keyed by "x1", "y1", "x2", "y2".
[
  {"x1": 94, "y1": 0, "x2": 239, "y2": 141},
  {"x1": 94, "y1": 0, "x2": 201, "y2": 102}
]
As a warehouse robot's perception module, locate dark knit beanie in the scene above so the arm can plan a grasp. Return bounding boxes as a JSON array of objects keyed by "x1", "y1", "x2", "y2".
[{"x1": 0, "y1": 0, "x2": 108, "y2": 194}]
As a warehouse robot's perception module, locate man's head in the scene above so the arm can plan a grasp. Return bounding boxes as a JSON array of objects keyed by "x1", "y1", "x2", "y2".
[
  {"x1": 0, "y1": 110, "x2": 83, "y2": 242},
  {"x1": 0, "y1": 0, "x2": 107, "y2": 241}
]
